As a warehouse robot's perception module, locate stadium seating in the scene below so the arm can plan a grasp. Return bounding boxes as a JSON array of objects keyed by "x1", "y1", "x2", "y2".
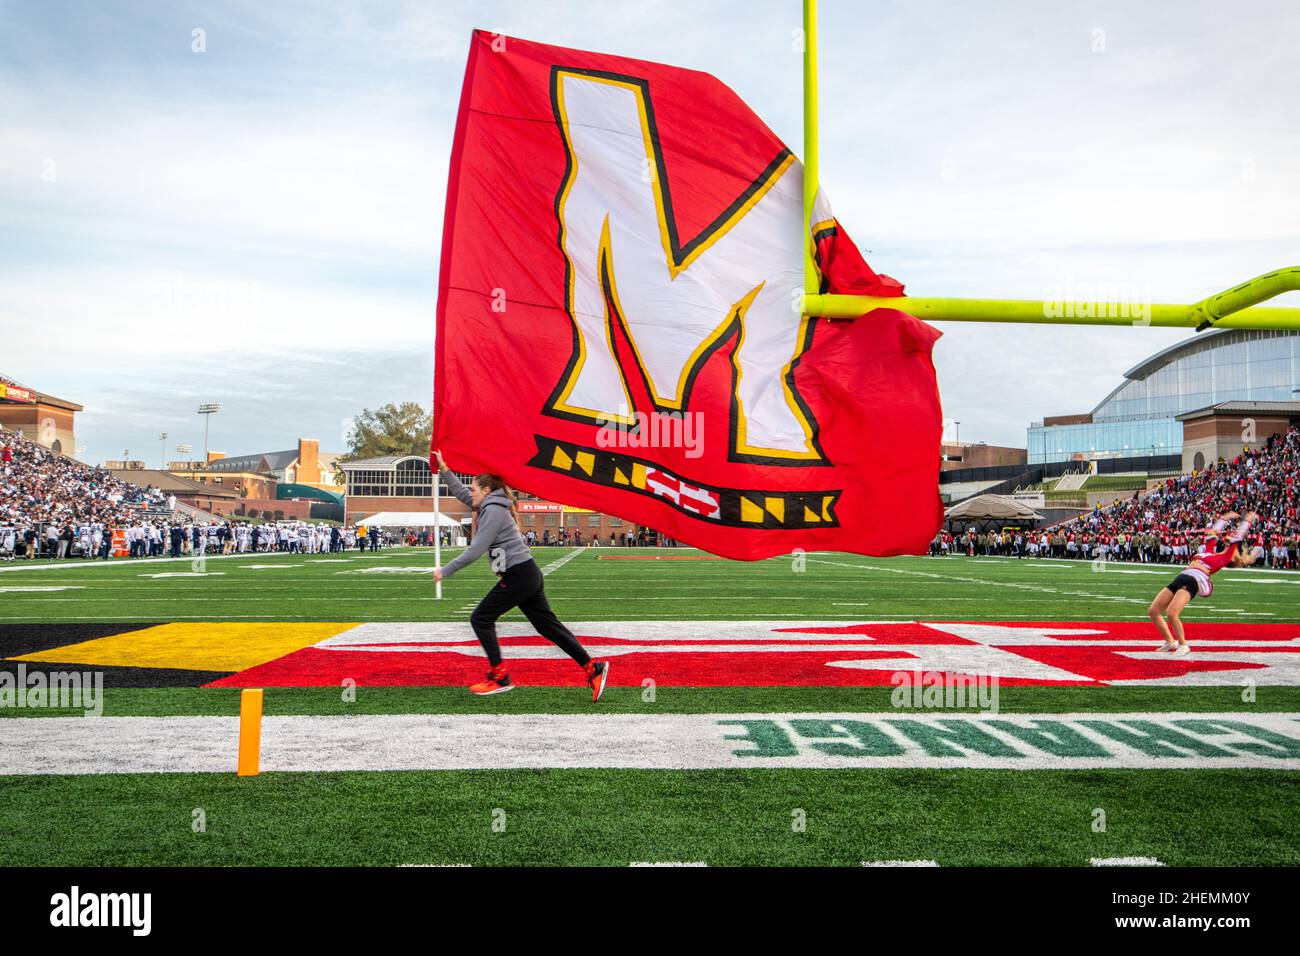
[
  {"x1": 934, "y1": 427, "x2": 1299, "y2": 568},
  {"x1": 0, "y1": 428, "x2": 166, "y2": 555},
  {"x1": 1052, "y1": 427, "x2": 1299, "y2": 566}
]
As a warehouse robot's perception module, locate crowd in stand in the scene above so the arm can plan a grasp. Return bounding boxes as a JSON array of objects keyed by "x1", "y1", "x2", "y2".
[
  {"x1": 38, "y1": 419, "x2": 1297, "y2": 569},
  {"x1": 0, "y1": 429, "x2": 391, "y2": 561},
  {"x1": 1, "y1": 430, "x2": 167, "y2": 529},
  {"x1": 1, "y1": 427, "x2": 681, "y2": 562},
  {"x1": 933, "y1": 426, "x2": 1300, "y2": 569}
]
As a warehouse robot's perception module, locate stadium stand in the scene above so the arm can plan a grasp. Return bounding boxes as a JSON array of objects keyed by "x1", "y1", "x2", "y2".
[
  {"x1": 1, "y1": 427, "x2": 166, "y2": 529},
  {"x1": 935, "y1": 427, "x2": 1300, "y2": 568},
  {"x1": 0, "y1": 427, "x2": 380, "y2": 559},
  {"x1": 1052, "y1": 425, "x2": 1299, "y2": 566}
]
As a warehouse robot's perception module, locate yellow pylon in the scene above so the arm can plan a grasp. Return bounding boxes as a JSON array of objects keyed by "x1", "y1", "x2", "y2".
[{"x1": 237, "y1": 688, "x2": 263, "y2": 777}]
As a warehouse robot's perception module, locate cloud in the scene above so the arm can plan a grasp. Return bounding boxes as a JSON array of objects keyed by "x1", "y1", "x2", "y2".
[{"x1": 2, "y1": 0, "x2": 1297, "y2": 464}]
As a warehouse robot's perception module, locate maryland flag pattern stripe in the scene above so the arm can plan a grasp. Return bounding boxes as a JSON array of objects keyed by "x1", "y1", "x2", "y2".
[{"x1": 527, "y1": 435, "x2": 841, "y2": 529}]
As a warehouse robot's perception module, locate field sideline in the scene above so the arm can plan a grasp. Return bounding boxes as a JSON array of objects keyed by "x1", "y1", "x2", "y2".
[
  {"x1": 1, "y1": 545, "x2": 1298, "y2": 623},
  {"x1": 2, "y1": 545, "x2": 1297, "y2": 866}
]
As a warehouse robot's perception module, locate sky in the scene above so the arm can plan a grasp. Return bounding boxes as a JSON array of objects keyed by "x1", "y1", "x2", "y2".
[{"x1": 1, "y1": 0, "x2": 1297, "y2": 465}]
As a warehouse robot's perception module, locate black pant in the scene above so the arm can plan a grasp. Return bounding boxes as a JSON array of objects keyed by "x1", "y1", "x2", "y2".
[{"x1": 469, "y1": 559, "x2": 589, "y2": 668}]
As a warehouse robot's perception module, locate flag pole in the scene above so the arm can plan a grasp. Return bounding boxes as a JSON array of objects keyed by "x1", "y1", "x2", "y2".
[
  {"x1": 432, "y1": 384, "x2": 443, "y2": 597},
  {"x1": 434, "y1": 470, "x2": 443, "y2": 600},
  {"x1": 802, "y1": 0, "x2": 819, "y2": 300},
  {"x1": 799, "y1": 0, "x2": 1299, "y2": 331}
]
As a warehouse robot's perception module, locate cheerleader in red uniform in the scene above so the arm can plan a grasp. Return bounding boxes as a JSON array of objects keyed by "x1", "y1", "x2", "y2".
[{"x1": 1147, "y1": 512, "x2": 1261, "y2": 655}]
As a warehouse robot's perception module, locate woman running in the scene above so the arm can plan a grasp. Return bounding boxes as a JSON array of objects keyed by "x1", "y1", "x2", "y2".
[
  {"x1": 1148, "y1": 511, "x2": 1261, "y2": 655},
  {"x1": 432, "y1": 451, "x2": 610, "y2": 700}
]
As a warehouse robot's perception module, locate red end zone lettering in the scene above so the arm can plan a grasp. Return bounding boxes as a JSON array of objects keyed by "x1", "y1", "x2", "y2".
[{"x1": 203, "y1": 621, "x2": 1300, "y2": 688}]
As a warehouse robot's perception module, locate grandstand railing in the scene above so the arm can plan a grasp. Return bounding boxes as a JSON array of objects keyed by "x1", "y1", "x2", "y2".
[
  {"x1": 947, "y1": 467, "x2": 1046, "y2": 504},
  {"x1": 940, "y1": 453, "x2": 1182, "y2": 486}
]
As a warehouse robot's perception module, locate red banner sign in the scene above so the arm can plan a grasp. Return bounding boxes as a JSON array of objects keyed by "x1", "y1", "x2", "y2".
[{"x1": 0, "y1": 384, "x2": 35, "y2": 404}]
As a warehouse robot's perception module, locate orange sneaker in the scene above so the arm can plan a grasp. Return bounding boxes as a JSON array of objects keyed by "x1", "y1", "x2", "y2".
[
  {"x1": 584, "y1": 660, "x2": 610, "y2": 702},
  {"x1": 469, "y1": 666, "x2": 514, "y2": 696}
]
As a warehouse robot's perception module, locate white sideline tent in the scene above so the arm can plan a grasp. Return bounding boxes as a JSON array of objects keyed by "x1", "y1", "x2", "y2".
[{"x1": 360, "y1": 512, "x2": 461, "y2": 528}]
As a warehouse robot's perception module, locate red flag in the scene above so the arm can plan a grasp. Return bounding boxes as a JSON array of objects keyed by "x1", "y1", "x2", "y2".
[{"x1": 435, "y1": 31, "x2": 943, "y2": 560}]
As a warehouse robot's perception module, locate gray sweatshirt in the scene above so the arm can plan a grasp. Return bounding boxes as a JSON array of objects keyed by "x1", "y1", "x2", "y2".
[{"x1": 439, "y1": 469, "x2": 532, "y2": 579}]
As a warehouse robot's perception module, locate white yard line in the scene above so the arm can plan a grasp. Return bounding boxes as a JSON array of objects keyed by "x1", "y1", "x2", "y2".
[
  {"x1": 800, "y1": 557, "x2": 1149, "y2": 606},
  {"x1": 1091, "y1": 857, "x2": 1165, "y2": 867},
  {"x1": 0, "y1": 549, "x2": 380, "y2": 574},
  {"x1": 0, "y1": 586, "x2": 85, "y2": 592},
  {"x1": 955, "y1": 555, "x2": 1300, "y2": 577},
  {"x1": 538, "y1": 548, "x2": 587, "y2": 576},
  {"x1": 629, "y1": 861, "x2": 708, "y2": 866},
  {"x1": 861, "y1": 860, "x2": 939, "y2": 867}
]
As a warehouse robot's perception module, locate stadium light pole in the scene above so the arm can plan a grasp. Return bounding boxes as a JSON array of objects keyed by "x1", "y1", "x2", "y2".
[
  {"x1": 197, "y1": 403, "x2": 222, "y2": 465},
  {"x1": 799, "y1": 0, "x2": 1300, "y2": 330},
  {"x1": 159, "y1": 432, "x2": 167, "y2": 470}
]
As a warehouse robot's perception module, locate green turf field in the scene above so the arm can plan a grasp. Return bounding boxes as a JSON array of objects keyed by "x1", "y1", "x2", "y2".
[
  {"x1": 2, "y1": 546, "x2": 1297, "y2": 867},
  {"x1": 1, "y1": 544, "x2": 1298, "y2": 623},
  {"x1": 4, "y1": 767, "x2": 1295, "y2": 866}
]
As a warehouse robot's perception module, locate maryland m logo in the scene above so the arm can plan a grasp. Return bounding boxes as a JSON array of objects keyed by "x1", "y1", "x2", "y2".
[{"x1": 544, "y1": 67, "x2": 827, "y2": 465}]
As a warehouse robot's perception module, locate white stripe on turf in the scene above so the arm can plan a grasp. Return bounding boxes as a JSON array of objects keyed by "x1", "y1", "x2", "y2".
[
  {"x1": 1090, "y1": 857, "x2": 1165, "y2": 866},
  {"x1": 3, "y1": 712, "x2": 1298, "y2": 775},
  {"x1": 799, "y1": 557, "x2": 1151, "y2": 606},
  {"x1": 539, "y1": 548, "x2": 587, "y2": 576},
  {"x1": 629, "y1": 861, "x2": 708, "y2": 866},
  {"x1": 0, "y1": 549, "x2": 363, "y2": 573},
  {"x1": 861, "y1": 860, "x2": 939, "y2": 867}
]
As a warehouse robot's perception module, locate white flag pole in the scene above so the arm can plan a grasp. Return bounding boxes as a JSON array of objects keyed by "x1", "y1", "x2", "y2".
[
  {"x1": 434, "y1": 472, "x2": 443, "y2": 600},
  {"x1": 432, "y1": 376, "x2": 443, "y2": 597}
]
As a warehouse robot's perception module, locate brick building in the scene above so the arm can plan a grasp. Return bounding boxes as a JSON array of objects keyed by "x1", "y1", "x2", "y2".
[
  {"x1": 940, "y1": 442, "x2": 1027, "y2": 472},
  {"x1": 339, "y1": 454, "x2": 636, "y2": 540},
  {"x1": 1176, "y1": 401, "x2": 1300, "y2": 472},
  {"x1": 105, "y1": 468, "x2": 241, "y2": 514},
  {"x1": 169, "y1": 438, "x2": 343, "y2": 499},
  {"x1": 0, "y1": 374, "x2": 81, "y2": 456}
]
